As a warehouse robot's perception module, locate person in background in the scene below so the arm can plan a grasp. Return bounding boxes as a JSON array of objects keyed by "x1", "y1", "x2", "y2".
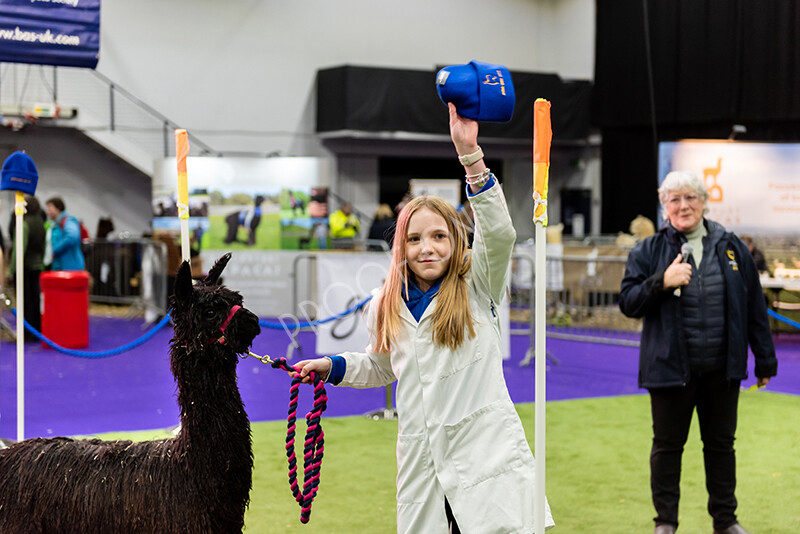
[
  {"x1": 367, "y1": 203, "x2": 395, "y2": 251},
  {"x1": 8, "y1": 195, "x2": 46, "y2": 340},
  {"x1": 740, "y1": 235, "x2": 770, "y2": 275},
  {"x1": 79, "y1": 220, "x2": 90, "y2": 240},
  {"x1": 330, "y1": 202, "x2": 360, "y2": 238},
  {"x1": 619, "y1": 170, "x2": 777, "y2": 534},
  {"x1": 329, "y1": 202, "x2": 360, "y2": 249},
  {"x1": 96, "y1": 217, "x2": 115, "y2": 240},
  {"x1": 287, "y1": 103, "x2": 554, "y2": 533},
  {"x1": 45, "y1": 197, "x2": 85, "y2": 271},
  {"x1": 85, "y1": 217, "x2": 117, "y2": 298}
]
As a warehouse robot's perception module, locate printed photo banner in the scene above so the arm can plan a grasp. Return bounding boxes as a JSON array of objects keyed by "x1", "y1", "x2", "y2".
[
  {"x1": 152, "y1": 156, "x2": 332, "y2": 251},
  {"x1": 0, "y1": 0, "x2": 100, "y2": 68},
  {"x1": 315, "y1": 253, "x2": 391, "y2": 355},
  {"x1": 659, "y1": 140, "x2": 800, "y2": 235}
]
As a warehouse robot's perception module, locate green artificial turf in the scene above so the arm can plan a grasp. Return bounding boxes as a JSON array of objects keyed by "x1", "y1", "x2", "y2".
[{"x1": 98, "y1": 391, "x2": 800, "y2": 533}]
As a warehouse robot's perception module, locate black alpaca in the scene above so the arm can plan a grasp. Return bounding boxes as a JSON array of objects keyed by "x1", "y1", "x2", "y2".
[{"x1": 0, "y1": 253, "x2": 261, "y2": 533}]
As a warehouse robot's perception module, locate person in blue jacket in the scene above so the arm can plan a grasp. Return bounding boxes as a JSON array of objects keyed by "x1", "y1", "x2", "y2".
[
  {"x1": 45, "y1": 197, "x2": 85, "y2": 271},
  {"x1": 619, "y1": 170, "x2": 777, "y2": 534}
]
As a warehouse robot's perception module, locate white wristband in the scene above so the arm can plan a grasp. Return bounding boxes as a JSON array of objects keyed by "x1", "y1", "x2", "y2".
[
  {"x1": 458, "y1": 146, "x2": 483, "y2": 167},
  {"x1": 465, "y1": 168, "x2": 492, "y2": 187}
]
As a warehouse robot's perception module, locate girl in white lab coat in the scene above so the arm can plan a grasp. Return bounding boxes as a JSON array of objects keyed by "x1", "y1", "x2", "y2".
[{"x1": 292, "y1": 103, "x2": 554, "y2": 533}]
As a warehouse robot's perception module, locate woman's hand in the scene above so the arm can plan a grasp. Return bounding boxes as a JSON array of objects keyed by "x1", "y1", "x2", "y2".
[
  {"x1": 663, "y1": 252, "x2": 692, "y2": 289},
  {"x1": 288, "y1": 358, "x2": 332, "y2": 384}
]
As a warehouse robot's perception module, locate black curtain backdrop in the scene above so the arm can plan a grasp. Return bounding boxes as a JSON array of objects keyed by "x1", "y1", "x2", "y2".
[
  {"x1": 594, "y1": 0, "x2": 800, "y2": 233},
  {"x1": 317, "y1": 65, "x2": 592, "y2": 141}
]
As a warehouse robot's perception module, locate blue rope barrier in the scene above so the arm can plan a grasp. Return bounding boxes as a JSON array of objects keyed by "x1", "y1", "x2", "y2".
[
  {"x1": 767, "y1": 308, "x2": 800, "y2": 330},
  {"x1": 259, "y1": 295, "x2": 373, "y2": 329},
  {"x1": 10, "y1": 308, "x2": 172, "y2": 358},
  {"x1": 7, "y1": 295, "x2": 372, "y2": 357}
]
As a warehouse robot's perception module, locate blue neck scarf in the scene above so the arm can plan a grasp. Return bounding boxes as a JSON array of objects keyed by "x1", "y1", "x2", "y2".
[{"x1": 403, "y1": 277, "x2": 442, "y2": 322}]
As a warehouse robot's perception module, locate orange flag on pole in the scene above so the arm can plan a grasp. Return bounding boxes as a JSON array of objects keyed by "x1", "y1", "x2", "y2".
[
  {"x1": 175, "y1": 129, "x2": 191, "y2": 261},
  {"x1": 533, "y1": 99, "x2": 552, "y2": 225},
  {"x1": 175, "y1": 129, "x2": 190, "y2": 221}
]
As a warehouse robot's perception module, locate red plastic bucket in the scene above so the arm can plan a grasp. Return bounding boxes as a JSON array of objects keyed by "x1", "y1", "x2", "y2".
[{"x1": 39, "y1": 271, "x2": 89, "y2": 348}]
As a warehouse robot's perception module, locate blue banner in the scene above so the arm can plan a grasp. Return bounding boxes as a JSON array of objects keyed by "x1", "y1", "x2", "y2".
[{"x1": 0, "y1": 0, "x2": 99, "y2": 69}]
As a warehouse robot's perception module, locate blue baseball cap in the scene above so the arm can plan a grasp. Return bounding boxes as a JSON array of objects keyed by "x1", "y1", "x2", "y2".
[
  {"x1": 435, "y1": 60, "x2": 515, "y2": 122},
  {"x1": 1, "y1": 151, "x2": 39, "y2": 195}
]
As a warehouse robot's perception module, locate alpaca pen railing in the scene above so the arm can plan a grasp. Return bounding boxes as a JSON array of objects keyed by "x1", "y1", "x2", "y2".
[{"x1": 510, "y1": 245, "x2": 644, "y2": 358}]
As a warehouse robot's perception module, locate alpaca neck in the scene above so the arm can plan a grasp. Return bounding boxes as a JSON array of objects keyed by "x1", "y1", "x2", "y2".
[{"x1": 171, "y1": 344, "x2": 252, "y2": 458}]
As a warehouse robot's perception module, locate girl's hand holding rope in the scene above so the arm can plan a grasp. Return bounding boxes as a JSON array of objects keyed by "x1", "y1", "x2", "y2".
[{"x1": 288, "y1": 358, "x2": 332, "y2": 384}]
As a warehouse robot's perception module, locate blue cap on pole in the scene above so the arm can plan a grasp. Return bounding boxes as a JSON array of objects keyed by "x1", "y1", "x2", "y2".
[
  {"x1": 1, "y1": 151, "x2": 39, "y2": 194},
  {"x1": 435, "y1": 60, "x2": 516, "y2": 122}
]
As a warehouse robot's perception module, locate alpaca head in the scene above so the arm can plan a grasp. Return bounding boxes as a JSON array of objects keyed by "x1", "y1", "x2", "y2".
[{"x1": 169, "y1": 253, "x2": 261, "y2": 357}]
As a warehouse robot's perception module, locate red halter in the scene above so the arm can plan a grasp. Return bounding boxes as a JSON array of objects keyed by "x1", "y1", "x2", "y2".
[{"x1": 217, "y1": 305, "x2": 241, "y2": 344}]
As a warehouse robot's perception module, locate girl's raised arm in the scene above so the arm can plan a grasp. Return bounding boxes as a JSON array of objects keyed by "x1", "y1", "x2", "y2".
[{"x1": 448, "y1": 103, "x2": 487, "y2": 196}]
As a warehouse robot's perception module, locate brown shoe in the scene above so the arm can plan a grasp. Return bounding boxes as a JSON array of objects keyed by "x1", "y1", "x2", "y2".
[
  {"x1": 655, "y1": 525, "x2": 677, "y2": 534},
  {"x1": 714, "y1": 524, "x2": 751, "y2": 534}
]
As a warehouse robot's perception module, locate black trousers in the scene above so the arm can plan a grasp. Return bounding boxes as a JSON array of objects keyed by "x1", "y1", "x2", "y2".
[
  {"x1": 445, "y1": 498, "x2": 461, "y2": 534},
  {"x1": 649, "y1": 369, "x2": 741, "y2": 531}
]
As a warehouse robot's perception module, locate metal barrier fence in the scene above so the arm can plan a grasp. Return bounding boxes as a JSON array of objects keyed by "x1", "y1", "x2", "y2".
[
  {"x1": 82, "y1": 238, "x2": 168, "y2": 318},
  {"x1": 510, "y1": 250, "x2": 642, "y2": 351}
]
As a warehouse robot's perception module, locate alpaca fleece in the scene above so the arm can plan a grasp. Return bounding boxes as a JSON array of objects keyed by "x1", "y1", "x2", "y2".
[{"x1": 0, "y1": 253, "x2": 260, "y2": 533}]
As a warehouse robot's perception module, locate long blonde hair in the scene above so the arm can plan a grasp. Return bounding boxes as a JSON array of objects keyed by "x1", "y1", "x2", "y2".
[{"x1": 374, "y1": 196, "x2": 475, "y2": 353}]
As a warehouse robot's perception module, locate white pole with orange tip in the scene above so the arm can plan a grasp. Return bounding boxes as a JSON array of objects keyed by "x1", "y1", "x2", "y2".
[
  {"x1": 175, "y1": 129, "x2": 191, "y2": 262},
  {"x1": 0, "y1": 151, "x2": 39, "y2": 441},
  {"x1": 2, "y1": 151, "x2": 39, "y2": 442},
  {"x1": 532, "y1": 98, "x2": 552, "y2": 534},
  {"x1": 14, "y1": 191, "x2": 26, "y2": 441}
]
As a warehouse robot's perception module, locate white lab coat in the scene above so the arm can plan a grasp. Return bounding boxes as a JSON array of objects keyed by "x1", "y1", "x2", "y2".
[{"x1": 338, "y1": 184, "x2": 555, "y2": 533}]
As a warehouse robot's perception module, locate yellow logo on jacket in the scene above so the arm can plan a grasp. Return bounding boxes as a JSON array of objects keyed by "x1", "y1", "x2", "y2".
[{"x1": 727, "y1": 249, "x2": 738, "y2": 271}]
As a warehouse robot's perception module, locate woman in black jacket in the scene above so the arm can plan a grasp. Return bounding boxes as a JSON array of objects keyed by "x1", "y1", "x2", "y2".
[{"x1": 619, "y1": 170, "x2": 777, "y2": 534}]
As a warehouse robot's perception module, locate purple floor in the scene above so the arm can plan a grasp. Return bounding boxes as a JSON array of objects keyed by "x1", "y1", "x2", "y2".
[{"x1": 1, "y1": 316, "x2": 799, "y2": 439}]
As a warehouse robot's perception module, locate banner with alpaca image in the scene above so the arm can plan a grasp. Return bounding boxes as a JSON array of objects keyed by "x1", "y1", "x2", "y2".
[{"x1": 659, "y1": 140, "x2": 800, "y2": 235}]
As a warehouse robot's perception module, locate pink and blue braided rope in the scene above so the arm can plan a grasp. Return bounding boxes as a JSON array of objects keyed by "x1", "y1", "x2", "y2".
[{"x1": 270, "y1": 357, "x2": 328, "y2": 524}]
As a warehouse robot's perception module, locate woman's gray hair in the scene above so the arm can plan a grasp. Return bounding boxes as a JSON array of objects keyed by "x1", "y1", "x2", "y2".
[{"x1": 658, "y1": 170, "x2": 709, "y2": 217}]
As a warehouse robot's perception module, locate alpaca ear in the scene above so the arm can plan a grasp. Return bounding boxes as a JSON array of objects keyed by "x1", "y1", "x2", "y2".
[
  {"x1": 205, "y1": 253, "x2": 231, "y2": 285},
  {"x1": 174, "y1": 261, "x2": 193, "y2": 305}
]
